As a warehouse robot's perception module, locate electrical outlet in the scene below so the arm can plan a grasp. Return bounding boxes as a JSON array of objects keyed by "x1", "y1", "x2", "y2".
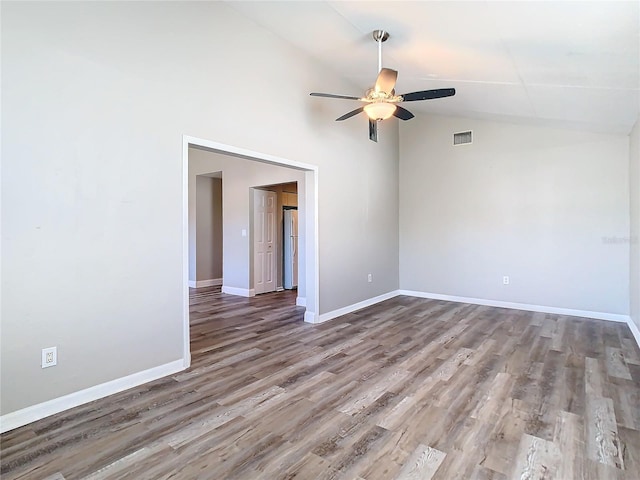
[
  {"x1": 368, "y1": 273, "x2": 373, "y2": 283},
  {"x1": 503, "y1": 276, "x2": 510, "y2": 285},
  {"x1": 42, "y1": 347, "x2": 57, "y2": 368}
]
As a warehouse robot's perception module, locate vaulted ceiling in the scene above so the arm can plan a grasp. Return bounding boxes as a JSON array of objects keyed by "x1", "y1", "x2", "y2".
[{"x1": 229, "y1": 1, "x2": 639, "y2": 134}]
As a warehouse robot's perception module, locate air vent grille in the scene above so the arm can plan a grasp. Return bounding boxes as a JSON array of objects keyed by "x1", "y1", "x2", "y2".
[{"x1": 453, "y1": 130, "x2": 472, "y2": 146}]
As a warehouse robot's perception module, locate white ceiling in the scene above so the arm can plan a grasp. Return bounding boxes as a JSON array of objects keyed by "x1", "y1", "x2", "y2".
[{"x1": 228, "y1": 1, "x2": 639, "y2": 134}]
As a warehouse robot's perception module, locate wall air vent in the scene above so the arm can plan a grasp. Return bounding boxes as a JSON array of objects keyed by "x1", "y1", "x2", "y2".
[{"x1": 453, "y1": 130, "x2": 472, "y2": 146}]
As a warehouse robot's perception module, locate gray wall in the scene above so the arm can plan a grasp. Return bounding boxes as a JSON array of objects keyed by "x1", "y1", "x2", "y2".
[
  {"x1": 1, "y1": 2, "x2": 399, "y2": 415},
  {"x1": 195, "y1": 176, "x2": 222, "y2": 282},
  {"x1": 630, "y1": 118, "x2": 640, "y2": 330},
  {"x1": 399, "y1": 114, "x2": 630, "y2": 315}
]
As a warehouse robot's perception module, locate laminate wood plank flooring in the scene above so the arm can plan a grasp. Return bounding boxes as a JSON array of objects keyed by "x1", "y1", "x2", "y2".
[{"x1": 2, "y1": 287, "x2": 640, "y2": 479}]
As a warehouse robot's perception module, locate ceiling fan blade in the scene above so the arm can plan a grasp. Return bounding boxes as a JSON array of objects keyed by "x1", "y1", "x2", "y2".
[
  {"x1": 374, "y1": 68, "x2": 398, "y2": 94},
  {"x1": 336, "y1": 106, "x2": 365, "y2": 121},
  {"x1": 400, "y1": 88, "x2": 456, "y2": 102},
  {"x1": 393, "y1": 106, "x2": 415, "y2": 121},
  {"x1": 310, "y1": 92, "x2": 362, "y2": 100},
  {"x1": 369, "y1": 120, "x2": 378, "y2": 142}
]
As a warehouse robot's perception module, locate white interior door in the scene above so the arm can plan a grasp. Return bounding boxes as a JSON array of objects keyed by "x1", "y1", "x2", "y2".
[{"x1": 253, "y1": 189, "x2": 277, "y2": 294}]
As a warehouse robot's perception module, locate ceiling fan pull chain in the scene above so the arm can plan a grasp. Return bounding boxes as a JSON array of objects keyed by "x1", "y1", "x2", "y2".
[{"x1": 378, "y1": 34, "x2": 382, "y2": 73}]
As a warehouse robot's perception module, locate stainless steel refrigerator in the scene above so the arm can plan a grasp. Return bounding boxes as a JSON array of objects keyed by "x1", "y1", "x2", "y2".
[{"x1": 283, "y1": 208, "x2": 298, "y2": 289}]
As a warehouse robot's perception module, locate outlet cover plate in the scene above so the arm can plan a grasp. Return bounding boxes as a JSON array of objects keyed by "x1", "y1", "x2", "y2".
[{"x1": 42, "y1": 347, "x2": 57, "y2": 368}]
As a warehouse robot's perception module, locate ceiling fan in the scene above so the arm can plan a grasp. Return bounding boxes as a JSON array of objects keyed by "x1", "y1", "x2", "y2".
[{"x1": 310, "y1": 30, "x2": 456, "y2": 142}]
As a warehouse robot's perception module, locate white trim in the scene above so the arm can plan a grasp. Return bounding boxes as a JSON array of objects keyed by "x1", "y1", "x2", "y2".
[
  {"x1": 627, "y1": 317, "x2": 640, "y2": 349},
  {"x1": 183, "y1": 136, "x2": 319, "y2": 340},
  {"x1": 0, "y1": 360, "x2": 185, "y2": 434},
  {"x1": 314, "y1": 291, "x2": 401, "y2": 324},
  {"x1": 398, "y1": 290, "x2": 631, "y2": 323},
  {"x1": 304, "y1": 311, "x2": 317, "y2": 323},
  {"x1": 184, "y1": 136, "x2": 318, "y2": 172},
  {"x1": 296, "y1": 296, "x2": 306, "y2": 307},
  {"x1": 221, "y1": 286, "x2": 255, "y2": 297},
  {"x1": 182, "y1": 138, "x2": 191, "y2": 369},
  {"x1": 189, "y1": 278, "x2": 222, "y2": 288},
  {"x1": 309, "y1": 168, "x2": 320, "y2": 325}
]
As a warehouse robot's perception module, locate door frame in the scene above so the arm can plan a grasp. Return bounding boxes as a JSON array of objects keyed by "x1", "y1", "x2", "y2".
[{"x1": 182, "y1": 135, "x2": 320, "y2": 368}]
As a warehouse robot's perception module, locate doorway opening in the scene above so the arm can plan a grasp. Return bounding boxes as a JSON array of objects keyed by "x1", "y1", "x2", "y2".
[
  {"x1": 251, "y1": 181, "x2": 299, "y2": 301},
  {"x1": 182, "y1": 136, "x2": 319, "y2": 368}
]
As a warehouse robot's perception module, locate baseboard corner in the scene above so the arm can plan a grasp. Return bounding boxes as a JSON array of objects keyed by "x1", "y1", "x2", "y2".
[{"x1": 627, "y1": 317, "x2": 640, "y2": 349}]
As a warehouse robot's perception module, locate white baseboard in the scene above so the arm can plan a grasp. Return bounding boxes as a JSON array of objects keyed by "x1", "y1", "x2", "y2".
[
  {"x1": 221, "y1": 286, "x2": 255, "y2": 297},
  {"x1": 296, "y1": 296, "x2": 306, "y2": 307},
  {"x1": 316, "y1": 291, "x2": 400, "y2": 324},
  {"x1": 627, "y1": 317, "x2": 640, "y2": 350},
  {"x1": 398, "y1": 289, "x2": 639, "y2": 349},
  {"x1": 398, "y1": 290, "x2": 631, "y2": 323},
  {"x1": 189, "y1": 278, "x2": 222, "y2": 288},
  {"x1": 300, "y1": 287, "x2": 638, "y2": 349},
  {"x1": 0, "y1": 359, "x2": 185, "y2": 434},
  {"x1": 6, "y1": 292, "x2": 634, "y2": 435}
]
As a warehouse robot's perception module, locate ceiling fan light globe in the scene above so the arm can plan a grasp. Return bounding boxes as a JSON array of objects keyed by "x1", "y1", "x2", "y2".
[{"x1": 364, "y1": 102, "x2": 396, "y2": 121}]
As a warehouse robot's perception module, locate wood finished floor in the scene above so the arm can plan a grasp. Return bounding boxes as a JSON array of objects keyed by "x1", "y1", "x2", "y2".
[{"x1": 2, "y1": 287, "x2": 640, "y2": 479}]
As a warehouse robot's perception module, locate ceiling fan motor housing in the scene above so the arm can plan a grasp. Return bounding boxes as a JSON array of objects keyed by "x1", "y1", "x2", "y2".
[{"x1": 372, "y1": 30, "x2": 389, "y2": 42}]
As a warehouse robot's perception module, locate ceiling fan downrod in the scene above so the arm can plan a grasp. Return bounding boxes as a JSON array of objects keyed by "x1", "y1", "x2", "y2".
[{"x1": 372, "y1": 30, "x2": 389, "y2": 73}]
